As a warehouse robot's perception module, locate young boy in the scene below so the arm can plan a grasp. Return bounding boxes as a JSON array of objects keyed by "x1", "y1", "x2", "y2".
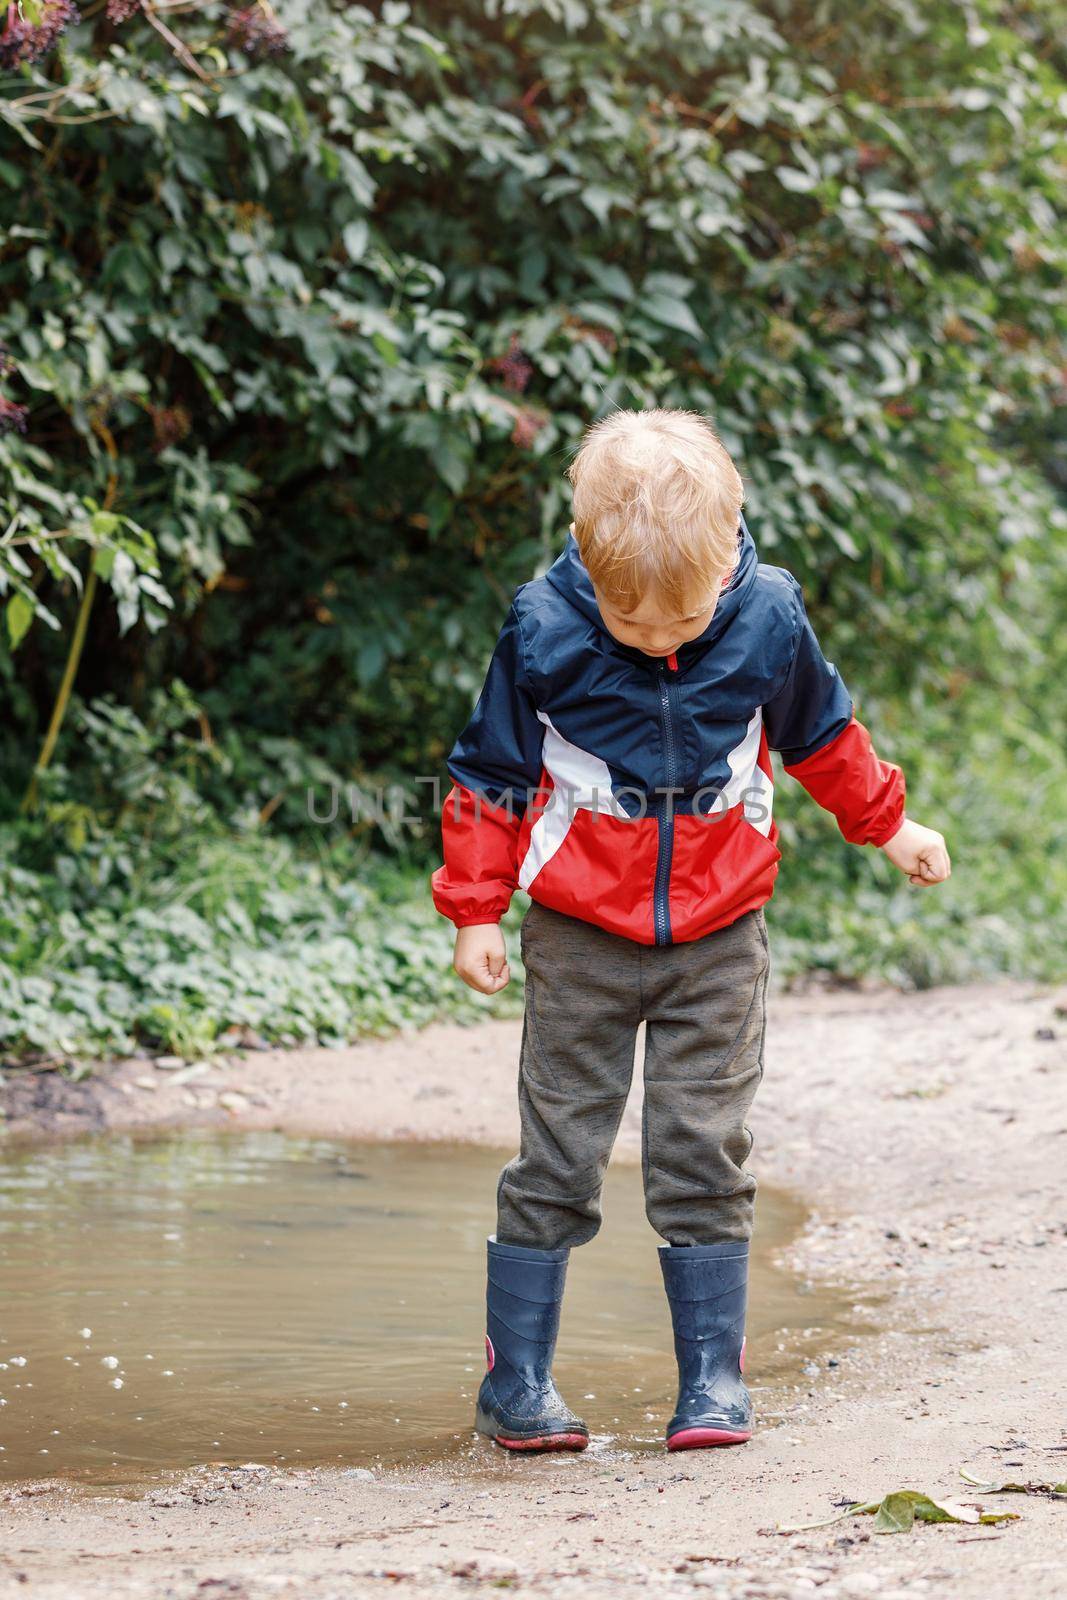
[{"x1": 431, "y1": 409, "x2": 950, "y2": 1454}]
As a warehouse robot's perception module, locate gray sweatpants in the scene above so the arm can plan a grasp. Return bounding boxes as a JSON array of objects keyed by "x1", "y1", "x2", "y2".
[{"x1": 496, "y1": 901, "x2": 770, "y2": 1251}]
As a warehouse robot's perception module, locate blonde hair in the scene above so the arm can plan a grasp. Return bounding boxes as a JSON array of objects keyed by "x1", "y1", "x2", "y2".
[{"x1": 567, "y1": 408, "x2": 744, "y2": 615}]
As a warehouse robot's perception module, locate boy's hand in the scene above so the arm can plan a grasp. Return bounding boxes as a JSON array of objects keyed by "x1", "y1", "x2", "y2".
[
  {"x1": 880, "y1": 817, "x2": 951, "y2": 887},
  {"x1": 453, "y1": 923, "x2": 511, "y2": 993}
]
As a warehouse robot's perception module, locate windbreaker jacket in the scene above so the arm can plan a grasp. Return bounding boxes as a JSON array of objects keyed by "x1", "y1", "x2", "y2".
[{"x1": 431, "y1": 520, "x2": 905, "y2": 946}]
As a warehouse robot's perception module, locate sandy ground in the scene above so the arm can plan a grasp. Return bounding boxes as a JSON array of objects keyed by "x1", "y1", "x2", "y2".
[{"x1": 1, "y1": 979, "x2": 1066, "y2": 1599}]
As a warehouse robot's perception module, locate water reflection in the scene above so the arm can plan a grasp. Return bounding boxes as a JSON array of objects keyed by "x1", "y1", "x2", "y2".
[{"x1": 0, "y1": 1133, "x2": 870, "y2": 1485}]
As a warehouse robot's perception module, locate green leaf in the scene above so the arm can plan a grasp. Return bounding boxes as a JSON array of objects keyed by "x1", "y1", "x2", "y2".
[
  {"x1": 868, "y1": 1491, "x2": 1018, "y2": 1534},
  {"x1": 778, "y1": 167, "x2": 819, "y2": 193},
  {"x1": 433, "y1": 440, "x2": 469, "y2": 494},
  {"x1": 781, "y1": 1488, "x2": 1021, "y2": 1539},
  {"x1": 640, "y1": 294, "x2": 704, "y2": 341},
  {"x1": 871, "y1": 1492, "x2": 919, "y2": 1534},
  {"x1": 371, "y1": 332, "x2": 399, "y2": 366},
  {"x1": 92, "y1": 548, "x2": 116, "y2": 582},
  {"x1": 342, "y1": 220, "x2": 369, "y2": 261},
  {"x1": 912, "y1": 1496, "x2": 979, "y2": 1526},
  {"x1": 159, "y1": 236, "x2": 184, "y2": 275},
  {"x1": 583, "y1": 260, "x2": 632, "y2": 301},
  {"x1": 581, "y1": 187, "x2": 624, "y2": 225},
  {"x1": 5, "y1": 591, "x2": 35, "y2": 651}
]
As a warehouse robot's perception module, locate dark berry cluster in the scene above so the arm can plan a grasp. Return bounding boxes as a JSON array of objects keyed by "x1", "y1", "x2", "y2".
[
  {"x1": 510, "y1": 407, "x2": 545, "y2": 449},
  {"x1": 149, "y1": 403, "x2": 193, "y2": 453},
  {"x1": 0, "y1": 394, "x2": 28, "y2": 436},
  {"x1": 227, "y1": 4, "x2": 289, "y2": 58},
  {"x1": 0, "y1": 345, "x2": 28, "y2": 435},
  {"x1": 487, "y1": 334, "x2": 534, "y2": 395},
  {"x1": 0, "y1": 0, "x2": 79, "y2": 70}
]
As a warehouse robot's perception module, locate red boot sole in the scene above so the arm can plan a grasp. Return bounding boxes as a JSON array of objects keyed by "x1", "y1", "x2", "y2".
[
  {"x1": 494, "y1": 1432, "x2": 589, "y2": 1452},
  {"x1": 667, "y1": 1427, "x2": 752, "y2": 1451}
]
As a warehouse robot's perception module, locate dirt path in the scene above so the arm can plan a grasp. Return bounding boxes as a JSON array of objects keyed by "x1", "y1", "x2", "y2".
[{"x1": 2, "y1": 980, "x2": 1066, "y2": 1599}]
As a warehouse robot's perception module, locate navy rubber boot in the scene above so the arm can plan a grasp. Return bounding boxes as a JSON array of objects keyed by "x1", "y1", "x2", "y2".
[
  {"x1": 659, "y1": 1240, "x2": 754, "y2": 1450},
  {"x1": 474, "y1": 1238, "x2": 589, "y2": 1452}
]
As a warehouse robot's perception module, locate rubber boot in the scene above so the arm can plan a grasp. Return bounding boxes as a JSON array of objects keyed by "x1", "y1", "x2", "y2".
[
  {"x1": 474, "y1": 1238, "x2": 589, "y2": 1452},
  {"x1": 659, "y1": 1240, "x2": 754, "y2": 1450}
]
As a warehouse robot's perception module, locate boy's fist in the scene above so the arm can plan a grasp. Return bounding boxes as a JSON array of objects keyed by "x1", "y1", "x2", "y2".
[
  {"x1": 880, "y1": 817, "x2": 951, "y2": 887},
  {"x1": 453, "y1": 923, "x2": 511, "y2": 994}
]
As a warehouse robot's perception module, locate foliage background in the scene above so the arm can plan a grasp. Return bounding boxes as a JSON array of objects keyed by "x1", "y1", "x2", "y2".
[{"x1": 1, "y1": 0, "x2": 1065, "y2": 1060}]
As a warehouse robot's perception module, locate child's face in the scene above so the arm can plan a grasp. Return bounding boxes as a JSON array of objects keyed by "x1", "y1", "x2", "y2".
[{"x1": 593, "y1": 577, "x2": 726, "y2": 660}]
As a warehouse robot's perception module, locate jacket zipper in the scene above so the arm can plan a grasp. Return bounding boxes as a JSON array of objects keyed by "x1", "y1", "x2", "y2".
[{"x1": 653, "y1": 654, "x2": 679, "y2": 944}]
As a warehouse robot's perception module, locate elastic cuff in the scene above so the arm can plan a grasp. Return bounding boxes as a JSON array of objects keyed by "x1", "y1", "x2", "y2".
[
  {"x1": 452, "y1": 914, "x2": 505, "y2": 928},
  {"x1": 658, "y1": 1240, "x2": 750, "y2": 1260},
  {"x1": 868, "y1": 813, "x2": 906, "y2": 848},
  {"x1": 489, "y1": 1235, "x2": 570, "y2": 1263}
]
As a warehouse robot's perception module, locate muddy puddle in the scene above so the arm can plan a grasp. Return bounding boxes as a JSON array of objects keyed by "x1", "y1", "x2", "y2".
[{"x1": 0, "y1": 1133, "x2": 873, "y2": 1488}]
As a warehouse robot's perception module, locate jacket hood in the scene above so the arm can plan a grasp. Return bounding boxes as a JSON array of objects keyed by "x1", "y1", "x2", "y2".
[{"x1": 543, "y1": 515, "x2": 759, "y2": 661}]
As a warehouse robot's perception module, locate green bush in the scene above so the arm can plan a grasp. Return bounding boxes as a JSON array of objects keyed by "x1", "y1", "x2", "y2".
[
  {"x1": 0, "y1": 830, "x2": 525, "y2": 1060},
  {"x1": 1, "y1": 1, "x2": 1065, "y2": 1058},
  {"x1": 3, "y1": 0, "x2": 1064, "y2": 774},
  {"x1": 0, "y1": 688, "x2": 524, "y2": 1058}
]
